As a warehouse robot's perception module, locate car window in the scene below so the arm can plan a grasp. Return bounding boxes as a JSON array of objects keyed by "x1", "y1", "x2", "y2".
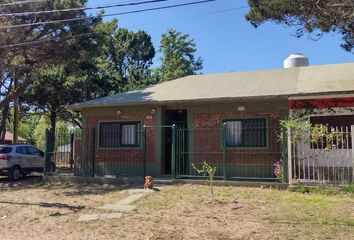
[
  {"x1": 0, "y1": 147, "x2": 12, "y2": 154},
  {"x1": 27, "y1": 146, "x2": 41, "y2": 156},
  {"x1": 15, "y1": 146, "x2": 27, "y2": 154}
]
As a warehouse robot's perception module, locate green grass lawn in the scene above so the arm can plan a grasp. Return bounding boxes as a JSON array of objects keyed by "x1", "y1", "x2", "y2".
[{"x1": 134, "y1": 184, "x2": 354, "y2": 239}]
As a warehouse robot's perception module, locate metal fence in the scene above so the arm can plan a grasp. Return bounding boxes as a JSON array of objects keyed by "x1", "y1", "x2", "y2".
[
  {"x1": 44, "y1": 128, "x2": 81, "y2": 174},
  {"x1": 174, "y1": 125, "x2": 282, "y2": 181},
  {"x1": 44, "y1": 124, "x2": 283, "y2": 181},
  {"x1": 75, "y1": 126, "x2": 146, "y2": 178},
  {"x1": 43, "y1": 121, "x2": 354, "y2": 185},
  {"x1": 288, "y1": 126, "x2": 354, "y2": 184}
]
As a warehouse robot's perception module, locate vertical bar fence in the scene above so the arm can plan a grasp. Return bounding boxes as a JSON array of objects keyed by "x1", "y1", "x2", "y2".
[
  {"x1": 288, "y1": 125, "x2": 354, "y2": 184},
  {"x1": 174, "y1": 125, "x2": 281, "y2": 181}
]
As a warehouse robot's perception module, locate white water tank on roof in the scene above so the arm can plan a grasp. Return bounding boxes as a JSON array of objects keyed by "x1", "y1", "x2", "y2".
[{"x1": 283, "y1": 53, "x2": 309, "y2": 68}]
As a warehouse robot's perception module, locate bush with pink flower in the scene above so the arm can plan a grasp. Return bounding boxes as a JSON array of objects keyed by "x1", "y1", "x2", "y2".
[{"x1": 273, "y1": 160, "x2": 283, "y2": 181}]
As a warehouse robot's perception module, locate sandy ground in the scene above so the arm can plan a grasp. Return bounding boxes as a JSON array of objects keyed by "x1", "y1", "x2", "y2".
[{"x1": 0, "y1": 177, "x2": 353, "y2": 240}]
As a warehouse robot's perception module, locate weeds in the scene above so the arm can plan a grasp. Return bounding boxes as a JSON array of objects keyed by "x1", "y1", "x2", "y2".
[{"x1": 342, "y1": 183, "x2": 354, "y2": 193}]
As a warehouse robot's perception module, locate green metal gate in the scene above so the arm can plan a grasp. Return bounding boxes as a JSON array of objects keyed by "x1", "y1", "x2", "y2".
[{"x1": 44, "y1": 128, "x2": 81, "y2": 175}]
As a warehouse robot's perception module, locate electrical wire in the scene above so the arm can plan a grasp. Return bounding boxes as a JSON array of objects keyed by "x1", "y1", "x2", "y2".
[
  {"x1": 0, "y1": 32, "x2": 97, "y2": 49},
  {"x1": 0, "y1": 4, "x2": 248, "y2": 49},
  {"x1": 0, "y1": 0, "x2": 217, "y2": 30},
  {"x1": 126, "y1": 6, "x2": 248, "y2": 29},
  {"x1": 0, "y1": 0, "x2": 170, "y2": 17}
]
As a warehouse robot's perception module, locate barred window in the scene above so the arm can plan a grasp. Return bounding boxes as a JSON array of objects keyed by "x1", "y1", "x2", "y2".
[
  {"x1": 99, "y1": 122, "x2": 140, "y2": 148},
  {"x1": 310, "y1": 116, "x2": 353, "y2": 149},
  {"x1": 224, "y1": 118, "x2": 267, "y2": 148},
  {"x1": 121, "y1": 123, "x2": 140, "y2": 146}
]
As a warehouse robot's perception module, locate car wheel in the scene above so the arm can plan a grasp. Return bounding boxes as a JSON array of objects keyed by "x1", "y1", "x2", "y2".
[
  {"x1": 8, "y1": 166, "x2": 22, "y2": 181},
  {"x1": 49, "y1": 162, "x2": 56, "y2": 173}
]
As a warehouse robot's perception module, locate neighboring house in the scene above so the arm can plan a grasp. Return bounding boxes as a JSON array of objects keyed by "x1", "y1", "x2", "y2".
[
  {"x1": 69, "y1": 55, "x2": 354, "y2": 180},
  {"x1": 3, "y1": 132, "x2": 26, "y2": 144}
]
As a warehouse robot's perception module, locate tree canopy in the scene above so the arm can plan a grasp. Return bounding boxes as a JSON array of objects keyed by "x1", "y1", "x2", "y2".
[
  {"x1": 157, "y1": 29, "x2": 203, "y2": 82},
  {"x1": 0, "y1": 0, "x2": 204, "y2": 142},
  {"x1": 246, "y1": 0, "x2": 354, "y2": 52},
  {"x1": 101, "y1": 28, "x2": 156, "y2": 93},
  {"x1": 0, "y1": 0, "x2": 99, "y2": 109}
]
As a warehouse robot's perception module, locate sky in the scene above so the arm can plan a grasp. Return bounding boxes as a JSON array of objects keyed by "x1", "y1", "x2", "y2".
[{"x1": 87, "y1": 0, "x2": 354, "y2": 74}]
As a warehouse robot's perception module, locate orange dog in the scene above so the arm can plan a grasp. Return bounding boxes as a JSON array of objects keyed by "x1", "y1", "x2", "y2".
[{"x1": 144, "y1": 176, "x2": 154, "y2": 190}]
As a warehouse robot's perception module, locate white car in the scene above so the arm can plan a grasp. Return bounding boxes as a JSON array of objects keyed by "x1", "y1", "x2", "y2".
[{"x1": 0, "y1": 144, "x2": 56, "y2": 180}]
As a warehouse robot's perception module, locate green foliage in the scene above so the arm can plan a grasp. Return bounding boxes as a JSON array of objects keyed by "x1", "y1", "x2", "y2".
[
  {"x1": 0, "y1": 0, "x2": 102, "y2": 136},
  {"x1": 32, "y1": 116, "x2": 50, "y2": 150},
  {"x1": 158, "y1": 29, "x2": 203, "y2": 82},
  {"x1": 1, "y1": 3, "x2": 204, "y2": 142},
  {"x1": 342, "y1": 183, "x2": 354, "y2": 193},
  {"x1": 280, "y1": 117, "x2": 344, "y2": 150},
  {"x1": 192, "y1": 161, "x2": 217, "y2": 198},
  {"x1": 289, "y1": 184, "x2": 311, "y2": 194},
  {"x1": 18, "y1": 115, "x2": 43, "y2": 146},
  {"x1": 22, "y1": 65, "x2": 84, "y2": 131},
  {"x1": 289, "y1": 184, "x2": 354, "y2": 195},
  {"x1": 108, "y1": 28, "x2": 156, "y2": 91},
  {"x1": 246, "y1": 0, "x2": 354, "y2": 52}
]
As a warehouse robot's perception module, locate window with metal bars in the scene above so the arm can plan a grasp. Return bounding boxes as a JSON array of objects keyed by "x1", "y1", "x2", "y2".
[
  {"x1": 224, "y1": 118, "x2": 267, "y2": 148},
  {"x1": 99, "y1": 122, "x2": 141, "y2": 148},
  {"x1": 310, "y1": 116, "x2": 353, "y2": 149}
]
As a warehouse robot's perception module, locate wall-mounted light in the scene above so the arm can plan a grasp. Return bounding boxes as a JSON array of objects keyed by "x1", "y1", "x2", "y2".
[
  {"x1": 116, "y1": 110, "x2": 122, "y2": 115},
  {"x1": 150, "y1": 108, "x2": 156, "y2": 114},
  {"x1": 237, "y1": 106, "x2": 246, "y2": 111}
]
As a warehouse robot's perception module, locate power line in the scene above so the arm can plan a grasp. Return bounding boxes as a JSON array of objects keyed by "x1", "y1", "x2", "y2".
[
  {"x1": 0, "y1": 4, "x2": 248, "y2": 49},
  {"x1": 0, "y1": 0, "x2": 170, "y2": 17},
  {"x1": 0, "y1": 0, "x2": 46, "y2": 7},
  {"x1": 0, "y1": 32, "x2": 97, "y2": 49},
  {"x1": 126, "y1": 6, "x2": 249, "y2": 29},
  {"x1": 0, "y1": 0, "x2": 217, "y2": 30}
]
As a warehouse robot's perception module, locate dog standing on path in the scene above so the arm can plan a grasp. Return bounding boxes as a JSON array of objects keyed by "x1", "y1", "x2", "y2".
[{"x1": 144, "y1": 176, "x2": 154, "y2": 190}]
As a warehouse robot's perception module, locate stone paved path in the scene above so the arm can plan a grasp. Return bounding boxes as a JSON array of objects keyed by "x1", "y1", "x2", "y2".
[{"x1": 77, "y1": 188, "x2": 158, "y2": 222}]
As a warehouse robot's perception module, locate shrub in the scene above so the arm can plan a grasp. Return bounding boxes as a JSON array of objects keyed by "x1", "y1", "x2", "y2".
[{"x1": 192, "y1": 161, "x2": 217, "y2": 198}]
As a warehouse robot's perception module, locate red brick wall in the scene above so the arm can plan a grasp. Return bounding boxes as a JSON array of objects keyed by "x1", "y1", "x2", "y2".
[
  {"x1": 85, "y1": 114, "x2": 155, "y2": 164},
  {"x1": 193, "y1": 111, "x2": 281, "y2": 167},
  {"x1": 83, "y1": 110, "x2": 281, "y2": 172}
]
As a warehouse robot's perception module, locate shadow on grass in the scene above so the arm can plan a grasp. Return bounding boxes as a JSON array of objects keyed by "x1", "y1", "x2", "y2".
[
  {"x1": 59, "y1": 183, "x2": 142, "y2": 197},
  {"x1": 0, "y1": 176, "x2": 43, "y2": 188},
  {"x1": 0, "y1": 200, "x2": 85, "y2": 212}
]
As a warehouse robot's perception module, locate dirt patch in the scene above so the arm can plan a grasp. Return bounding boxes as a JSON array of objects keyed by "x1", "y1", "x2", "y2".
[{"x1": 0, "y1": 181, "x2": 353, "y2": 240}]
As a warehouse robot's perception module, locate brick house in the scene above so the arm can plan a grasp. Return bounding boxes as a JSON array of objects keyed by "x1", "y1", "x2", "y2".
[{"x1": 69, "y1": 58, "x2": 354, "y2": 180}]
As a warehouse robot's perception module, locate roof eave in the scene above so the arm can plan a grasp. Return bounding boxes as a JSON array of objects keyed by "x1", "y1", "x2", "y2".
[{"x1": 66, "y1": 95, "x2": 291, "y2": 111}]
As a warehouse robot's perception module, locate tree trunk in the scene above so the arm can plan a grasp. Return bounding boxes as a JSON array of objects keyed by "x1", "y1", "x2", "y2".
[
  {"x1": 50, "y1": 111, "x2": 57, "y2": 135},
  {"x1": 0, "y1": 104, "x2": 9, "y2": 143},
  {"x1": 46, "y1": 111, "x2": 57, "y2": 155}
]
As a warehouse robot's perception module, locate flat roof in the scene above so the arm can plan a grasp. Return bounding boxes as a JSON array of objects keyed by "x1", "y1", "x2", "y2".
[{"x1": 69, "y1": 62, "x2": 354, "y2": 110}]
